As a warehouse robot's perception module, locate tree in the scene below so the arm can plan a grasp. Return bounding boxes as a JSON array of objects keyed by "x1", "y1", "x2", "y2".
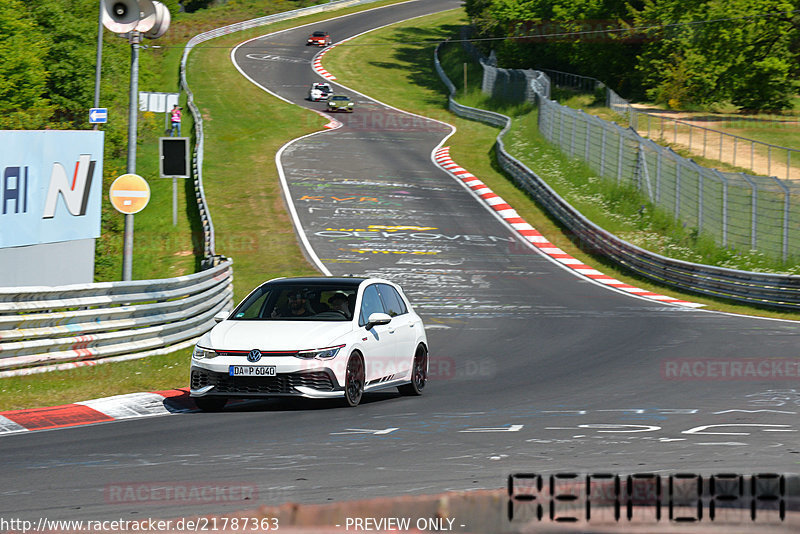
[
  {"x1": 0, "y1": 0, "x2": 53, "y2": 129},
  {"x1": 631, "y1": 0, "x2": 798, "y2": 110}
]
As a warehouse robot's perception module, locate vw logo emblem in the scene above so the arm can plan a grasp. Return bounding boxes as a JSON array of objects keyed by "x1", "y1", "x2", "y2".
[{"x1": 247, "y1": 349, "x2": 262, "y2": 363}]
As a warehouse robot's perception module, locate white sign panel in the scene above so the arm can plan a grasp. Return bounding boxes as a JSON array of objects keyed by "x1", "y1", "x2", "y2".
[
  {"x1": 139, "y1": 92, "x2": 179, "y2": 113},
  {"x1": 0, "y1": 130, "x2": 104, "y2": 249}
]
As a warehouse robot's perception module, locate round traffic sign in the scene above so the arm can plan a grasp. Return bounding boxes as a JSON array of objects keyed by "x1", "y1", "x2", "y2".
[{"x1": 109, "y1": 173, "x2": 150, "y2": 214}]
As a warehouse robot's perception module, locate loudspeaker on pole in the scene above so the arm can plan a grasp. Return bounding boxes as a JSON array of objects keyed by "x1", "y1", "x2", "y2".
[
  {"x1": 143, "y1": 2, "x2": 171, "y2": 40},
  {"x1": 100, "y1": 0, "x2": 144, "y2": 33}
]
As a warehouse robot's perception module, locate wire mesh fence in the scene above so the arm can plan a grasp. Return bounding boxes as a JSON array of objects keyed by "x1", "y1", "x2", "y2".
[
  {"x1": 465, "y1": 42, "x2": 799, "y2": 263},
  {"x1": 536, "y1": 86, "x2": 799, "y2": 263},
  {"x1": 545, "y1": 68, "x2": 799, "y2": 181}
]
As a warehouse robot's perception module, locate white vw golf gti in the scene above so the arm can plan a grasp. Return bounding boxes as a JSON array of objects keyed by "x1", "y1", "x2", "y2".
[{"x1": 191, "y1": 277, "x2": 428, "y2": 410}]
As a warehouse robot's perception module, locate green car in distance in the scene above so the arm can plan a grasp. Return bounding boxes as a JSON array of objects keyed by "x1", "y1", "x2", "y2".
[{"x1": 327, "y1": 94, "x2": 354, "y2": 113}]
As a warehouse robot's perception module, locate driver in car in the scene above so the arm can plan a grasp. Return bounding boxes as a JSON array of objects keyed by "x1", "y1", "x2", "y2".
[
  {"x1": 328, "y1": 291, "x2": 351, "y2": 318},
  {"x1": 272, "y1": 291, "x2": 315, "y2": 318}
]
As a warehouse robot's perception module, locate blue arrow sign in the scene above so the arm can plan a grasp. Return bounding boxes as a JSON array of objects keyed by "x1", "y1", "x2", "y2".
[{"x1": 89, "y1": 108, "x2": 108, "y2": 124}]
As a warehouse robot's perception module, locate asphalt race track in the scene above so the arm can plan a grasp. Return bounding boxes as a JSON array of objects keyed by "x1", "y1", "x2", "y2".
[{"x1": 1, "y1": 0, "x2": 798, "y2": 527}]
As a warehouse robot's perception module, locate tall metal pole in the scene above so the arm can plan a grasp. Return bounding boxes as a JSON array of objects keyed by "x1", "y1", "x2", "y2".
[
  {"x1": 93, "y1": 3, "x2": 103, "y2": 131},
  {"x1": 122, "y1": 31, "x2": 140, "y2": 281}
]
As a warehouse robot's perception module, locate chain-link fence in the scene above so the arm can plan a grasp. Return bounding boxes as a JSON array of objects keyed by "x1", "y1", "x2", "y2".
[
  {"x1": 466, "y1": 43, "x2": 799, "y2": 263},
  {"x1": 541, "y1": 68, "x2": 799, "y2": 181},
  {"x1": 537, "y1": 101, "x2": 798, "y2": 261}
]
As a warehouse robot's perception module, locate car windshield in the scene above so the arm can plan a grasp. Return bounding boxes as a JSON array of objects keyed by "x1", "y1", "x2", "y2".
[
  {"x1": 332, "y1": 96, "x2": 348, "y2": 101},
  {"x1": 312, "y1": 32, "x2": 326, "y2": 37},
  {"x1": 230, "y1": 283, "x2": 357, "y2": 321}
]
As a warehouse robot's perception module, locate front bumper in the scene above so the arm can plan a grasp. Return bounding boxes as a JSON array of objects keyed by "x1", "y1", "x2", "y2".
[{"x1": 190, "y1": 366, "x2": 343, "y2": 399}]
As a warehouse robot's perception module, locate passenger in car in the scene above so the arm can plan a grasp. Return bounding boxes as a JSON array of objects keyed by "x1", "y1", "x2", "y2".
[{"x1": 328, "y1": 291, "x2": 351, "y2": 318}]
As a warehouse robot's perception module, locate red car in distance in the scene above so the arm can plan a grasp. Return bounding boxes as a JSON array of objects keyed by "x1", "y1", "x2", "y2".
[{"x1": 307, "y1": 31, "x2": 331, "y2": 47}]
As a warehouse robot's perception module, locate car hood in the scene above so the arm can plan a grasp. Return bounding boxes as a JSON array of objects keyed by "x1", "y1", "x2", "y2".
[{"x1": 201, "y1": 320, "x2": 354, "y2": 351}]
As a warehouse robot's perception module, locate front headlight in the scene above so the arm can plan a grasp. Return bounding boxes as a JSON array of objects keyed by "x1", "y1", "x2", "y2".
[
  {"x1": 296, "y1": 345, "x2": 345, "y2": 360},
  {"x1": 193, "y1": 346, "x2": 218, "y2": 359}
]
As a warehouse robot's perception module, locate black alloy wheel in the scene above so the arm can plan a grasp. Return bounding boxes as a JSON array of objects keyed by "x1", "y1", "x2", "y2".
[
  {"x1": 399, "y1": 345, "x2": 427, "y2": 396},
  {"x1": 344, "y1": 353, "x2": 365, "y2": 407}
]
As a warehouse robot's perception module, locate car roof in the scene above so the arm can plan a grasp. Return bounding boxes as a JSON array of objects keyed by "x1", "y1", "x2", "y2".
[{"x1": 264, "y1": 276, "x2": 367, "y2": 288}]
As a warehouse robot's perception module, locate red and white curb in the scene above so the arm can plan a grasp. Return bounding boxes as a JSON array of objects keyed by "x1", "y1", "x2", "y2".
[
  {"x1": 433, "y1": 147, "x2": 705, "y2": 308},
  {"x1": 312, "y1": 49, "x2": 336, "y2": 80},
  {"x1": 312, "y1": 109, "x2": 341, "y2": 129},
  {"x1": 311, "y1": 35, "x2": 357, "y2": 81},
  {"x1": 0, "y1": 388, "x2": 196, "y2": 436}
]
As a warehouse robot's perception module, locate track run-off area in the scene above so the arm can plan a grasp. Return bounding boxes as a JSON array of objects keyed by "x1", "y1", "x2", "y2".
[{"x1": 1, "y1": 0, "x2": 798, "y2": 528}]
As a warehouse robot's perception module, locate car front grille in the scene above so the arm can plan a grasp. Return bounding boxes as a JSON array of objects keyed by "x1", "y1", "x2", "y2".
[{"x1": 191, "y1": 369, "x2": 336, "y2": 395}]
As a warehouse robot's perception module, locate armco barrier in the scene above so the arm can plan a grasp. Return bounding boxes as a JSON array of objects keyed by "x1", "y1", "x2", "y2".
[
  {"x1": 0, "y1": 261, "x2": 233, "y2": 377},
  {"x1": 434, "y1": 43, "x2": 800, "y2": 310}
]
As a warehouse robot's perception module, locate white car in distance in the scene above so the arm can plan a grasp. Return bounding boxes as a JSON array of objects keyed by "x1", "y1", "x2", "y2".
[
  {"x1": 191, "y1": 277, "x2": 428, "y2": 410},
  {"x1": 308, "y1": 82, "x2": 333, "y2": 101}
]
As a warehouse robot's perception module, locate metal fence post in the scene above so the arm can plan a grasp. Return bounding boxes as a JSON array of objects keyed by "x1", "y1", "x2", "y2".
[
  {"x1": 570, "y1": 112, "x2": 577, "y2": 156},
  {"x1": 739, "y1": 173, "x2": 758, "y2": 251},
  {"x1": 772, "y1": 176, "x2": 790, "y2": 262},
  {"x1": 675, "y1": 162, "x2": 681, "y2": 220},
  {"x1": 585, "y1": 116, "x2": 591, "y2": 161},
  {"x1": 600, "y1": 125, "x2": 607, "y2": 176},
  {"x1": 656, "y1": 148, "x2": 662, "y2": 203},
  {"x1": 712, "y1": 169, "x2": 729, "y2": 247},
  {"x1": 697, "y1": 166, "x2": 703, "y2": 234},
  {"x1": 768, "y1": 145, "x2": 772, "y2": 177}
]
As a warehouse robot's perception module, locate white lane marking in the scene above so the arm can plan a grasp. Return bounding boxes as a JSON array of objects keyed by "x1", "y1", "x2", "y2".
[
  {"x1": 460, "y1": 425, "x2": 523, "y2": 433},
  {"x1": 331, "y1": 428, "x2": 399, "y2": 435},
  {"x1": 682, "y1": 424, "x2": 794, "y2": 435}
]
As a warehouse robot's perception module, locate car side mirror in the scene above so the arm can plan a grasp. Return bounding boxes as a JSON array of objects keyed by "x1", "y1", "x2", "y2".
[
  {"x1": 214, "y1": 311, "x2": 230, "y2": 323},
  {"x1": 366, "y1": 312, "x2": 391, "y2": 330}
]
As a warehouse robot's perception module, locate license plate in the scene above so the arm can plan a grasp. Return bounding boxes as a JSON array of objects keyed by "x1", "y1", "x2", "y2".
[{"x1": 229, "y1": 365, "x2": 276, "y2": 377}]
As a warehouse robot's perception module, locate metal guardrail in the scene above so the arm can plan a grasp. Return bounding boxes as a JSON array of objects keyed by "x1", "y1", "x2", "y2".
[
  {"x1": 434, "y1": 42, "x2": 800, "y2": 310},
  {"x1": 0, "y1": 261, "x2": 233, "y2": 377},
  {"x1": 179, "y1": 0, "x2": 384, "y2": 267}
]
